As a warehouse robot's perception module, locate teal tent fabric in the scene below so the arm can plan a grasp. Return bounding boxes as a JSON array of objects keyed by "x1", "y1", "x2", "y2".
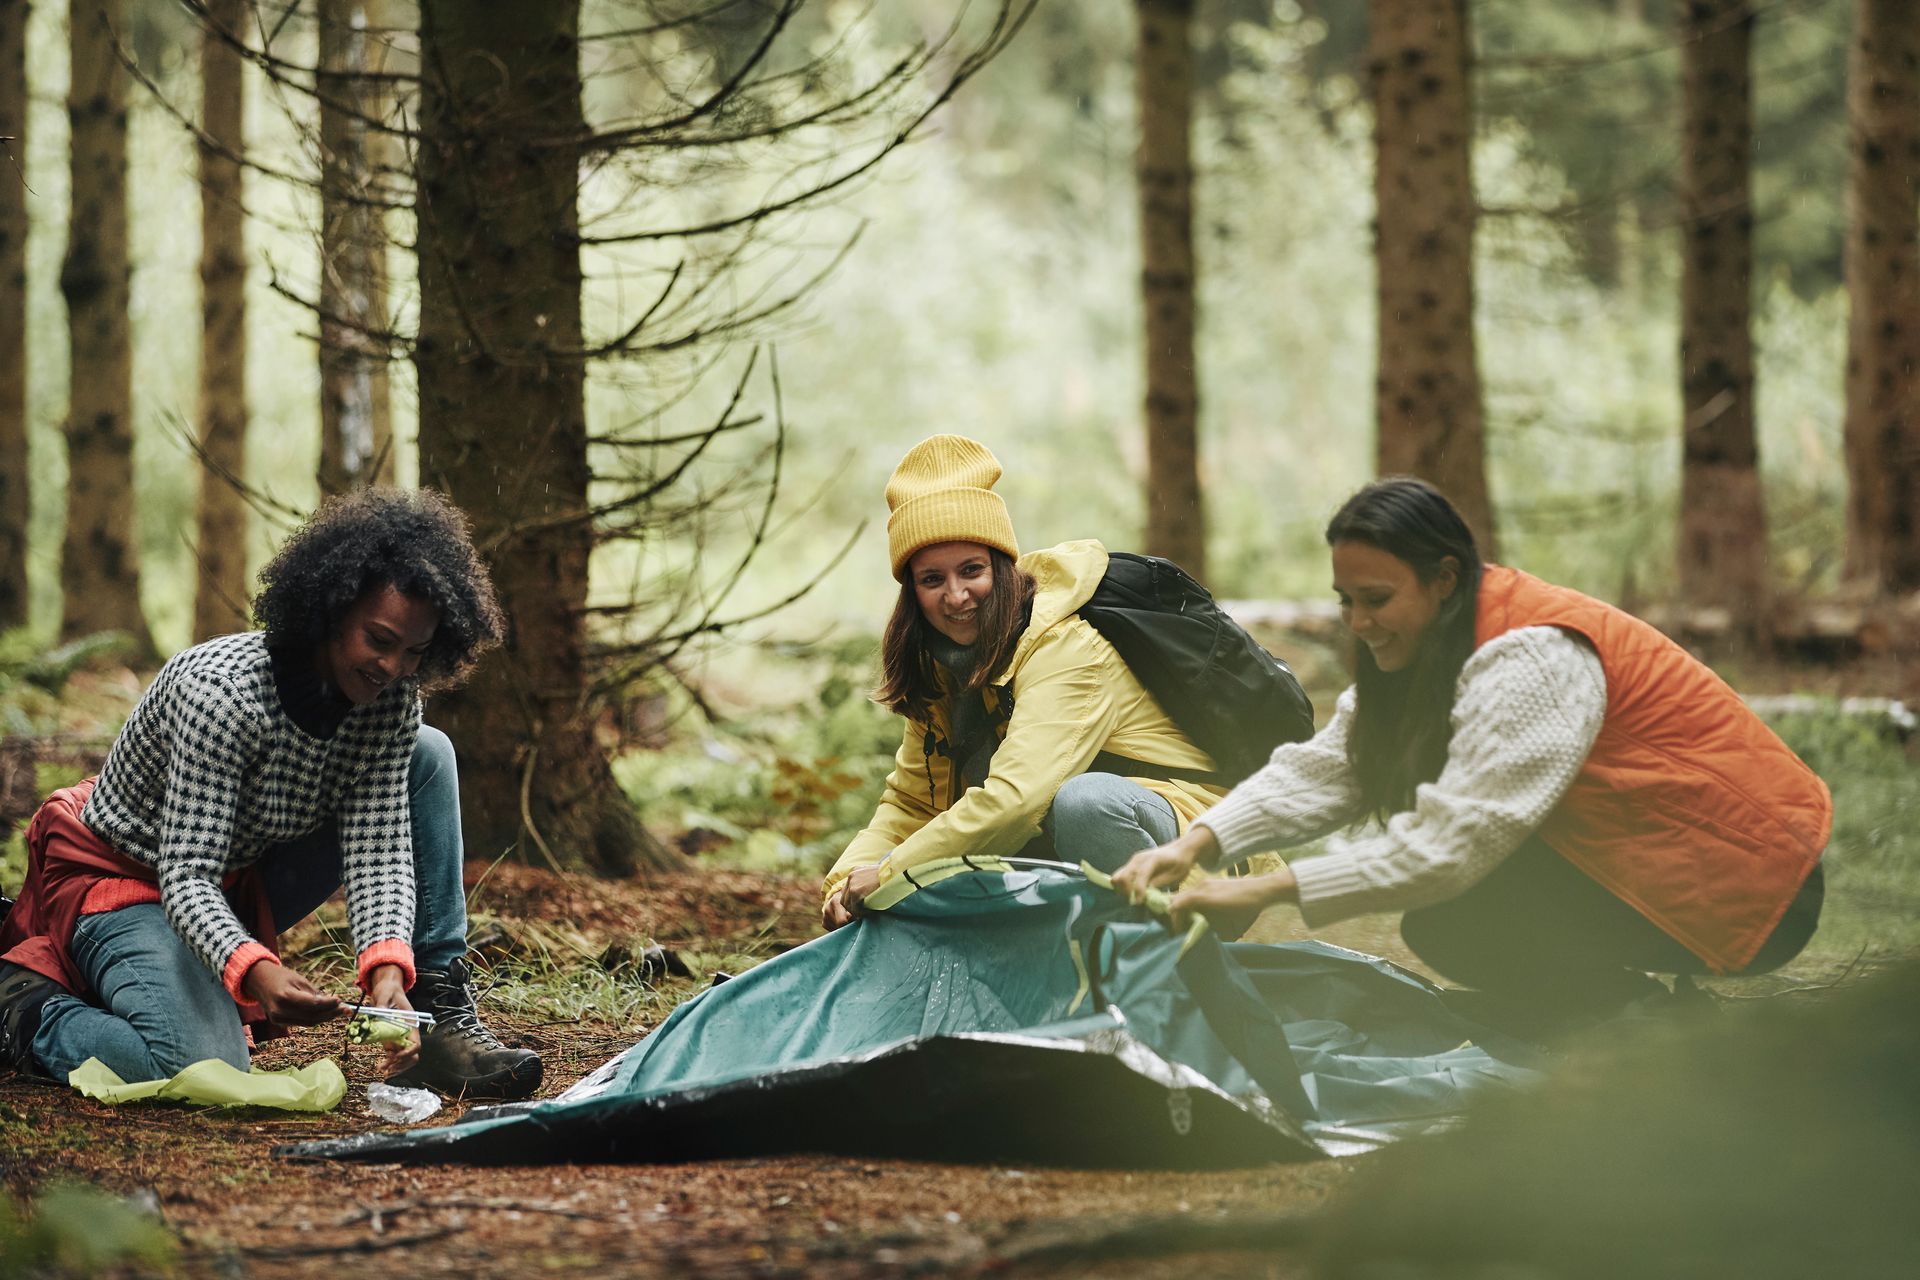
[{"x1": 281, "y1": 864, "x2": 1540, "y2": 1167}]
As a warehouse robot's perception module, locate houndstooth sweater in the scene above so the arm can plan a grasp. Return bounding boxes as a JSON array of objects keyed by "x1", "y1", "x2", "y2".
[
  {"x1": 81, "y1": 631, "x2": 421, "y2": 991},
  {"x1": 1195, "y1": 626, "x2": 1609, "y2": 925}
]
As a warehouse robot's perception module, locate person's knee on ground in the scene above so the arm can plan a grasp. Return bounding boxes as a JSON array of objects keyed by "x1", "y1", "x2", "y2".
[
  {"x1": 1399, "y1": 900, "x2": 1509, "y2": 991},
  {"x1": 1044, "y1": 772, "x2": 1179, "y2": 875},
  {"x1": 138, "y1": 1011, "x2": 250, "y2": 1078},
  {"x1": 30, "y1": 986, "x2": 249, "y2": 1082},
  {"x1": 51, "y1": 906, "x2": 252, "y2": 1081},
  {"x1": 1401, "y1": 898, "x2": 1666, "y2": 1038}
]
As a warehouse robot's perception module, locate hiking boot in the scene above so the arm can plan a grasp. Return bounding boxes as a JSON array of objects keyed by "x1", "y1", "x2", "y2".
[
  {"x1": 387, "y1": 958, "x2": 542, "y2": 1100},
  {"x1": 0, "y1": 962, "x2": 62, "y2": 1077}
]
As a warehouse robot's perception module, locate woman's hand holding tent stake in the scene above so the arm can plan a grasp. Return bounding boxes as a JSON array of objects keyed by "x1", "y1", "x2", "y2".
[
  {"x1": 1081, "y1": 862, "x2": 1211, "y2": 959},
  {"x1": 1111, "y1": 827, "x2": 1300, "y2": 941}
]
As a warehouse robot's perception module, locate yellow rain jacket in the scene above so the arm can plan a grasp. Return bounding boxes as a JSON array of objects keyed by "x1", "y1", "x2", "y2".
[{"x1": 823, "y1": 540, "x2": 1226, "y2": 908}]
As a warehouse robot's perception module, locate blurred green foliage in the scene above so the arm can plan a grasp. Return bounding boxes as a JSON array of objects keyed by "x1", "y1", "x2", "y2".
[
  {"x1": 1763, "y1": 707, "x2": 1920, "y2": 962},
  {"x1": 612, "y1": 639, "x2": 900, "y2": 875},
  {"x1": 0, "y1": 630, "x2": 138, "y2": 732},
  {"x1": 0, "y1": 1184, "x2": 177, "y2": 1278},
  {"x1": 0, "y1": 628, "x2": 141, "y2": 896}
]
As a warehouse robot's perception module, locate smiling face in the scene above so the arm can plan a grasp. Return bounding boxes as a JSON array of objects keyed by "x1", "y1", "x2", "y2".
[
  {"x1": 908, "y1": 541, "x2": 995, "y2": 646},
  {"x1": 321, "y1": 583, "x2": 441, "y2": 705},
  {"x1": 1330, "y1": 540, "x2": 1457, "y2": 673}
]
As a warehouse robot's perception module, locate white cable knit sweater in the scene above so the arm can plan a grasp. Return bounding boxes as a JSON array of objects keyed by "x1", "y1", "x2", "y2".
[{"x1": 1195, "y1": 626, "x2": 1608, "y2": 926}]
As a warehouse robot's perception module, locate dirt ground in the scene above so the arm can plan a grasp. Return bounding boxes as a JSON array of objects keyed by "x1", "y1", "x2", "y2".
[{"x1": 3, "y1": 865, "x2": 1381, "y2": 1278}]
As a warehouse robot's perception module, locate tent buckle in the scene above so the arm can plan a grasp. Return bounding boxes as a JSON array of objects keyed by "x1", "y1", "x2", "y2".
[{"x1": 1167, "y1": 1087, "x2": 1193, "y2": 1136}]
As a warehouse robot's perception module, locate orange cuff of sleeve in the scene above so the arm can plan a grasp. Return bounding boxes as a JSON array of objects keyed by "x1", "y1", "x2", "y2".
[
  {"x1": 222, "y1": 942, "x2": 277, "y2": 1004},
  {"x1": 356, "y1": 940, "x2": 416, "y2": 993}
]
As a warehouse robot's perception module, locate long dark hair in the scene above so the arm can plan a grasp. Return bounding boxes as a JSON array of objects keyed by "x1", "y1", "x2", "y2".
[
  {"x1": 875, "y1": 548, "x2": 1036, "y2": 722},
  {"x1": 1325, "y1": 477, "x2": 1484, "y2": 820}
]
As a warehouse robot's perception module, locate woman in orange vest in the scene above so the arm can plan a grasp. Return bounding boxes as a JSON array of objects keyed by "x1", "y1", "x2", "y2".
[{"x1": 1112, "y1": 476, "x2": 1829, "y2": 1034}]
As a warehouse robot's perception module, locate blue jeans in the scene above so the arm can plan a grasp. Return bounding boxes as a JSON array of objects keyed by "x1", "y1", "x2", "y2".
[
  {"x1": 30, "y1": 726, "x2": 471, "y2": 1082},
  {"x1": 1041, "y1": 772, "x2": 1178, "y2": 875}
]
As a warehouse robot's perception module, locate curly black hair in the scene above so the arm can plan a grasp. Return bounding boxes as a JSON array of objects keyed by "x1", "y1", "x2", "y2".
[{"x1": 253, "y1": 487, "x2": 506, "y2": 691}]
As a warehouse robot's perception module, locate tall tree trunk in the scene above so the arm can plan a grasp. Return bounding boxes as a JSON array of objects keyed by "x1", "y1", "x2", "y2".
[
  {"x1": 1676, "y1": 0, "x2": 1767, "y2": 630},
  {"x1": 192, "y1": 0, "x2": 250, "y2": 640},
  {"x1": 414, "y1": 0, "x2": 677, "y2": 877},
  {"x1": 1369, "y1": 0, "x2": 1496, "y2": 556},
  {"x1": 1136, "y1": 0, "x2": 1205, "y2": 581},
  {"x1": 1843, "y1": 0, "x2": 1920, "y2": 592},
  {"x1": 317, "y1": 0, "x2": 394, "y2": 495},
  {"x1": 61, "y1": 0, "x2": 151, "y2": 651},
  {"x1": 0, "y1": 0, "x2": 28, "y2": 631}
]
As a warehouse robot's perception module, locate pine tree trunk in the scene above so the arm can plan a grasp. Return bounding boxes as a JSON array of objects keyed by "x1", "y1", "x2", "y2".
[
  {"x1": 61, "y1": 0, "x2": 151, "y2": 651},
  {"x1": 1676, "y1": 0, "x2": 1768, "y2": 631},
  {"x1": 365, "y1": 0, "x2": 397, "y2": 487},
  {"x1": 0, "y1": 0, "x2": 29, "y2": 631},
  {"x1": 192, "y1": 0, "x2": 250, "y2": 640},
  {"x1": 318, "y1": 0, "x2": 393, "y2": 495},
  {"x1": 1136, "y1": 0, "x2": 1205, "y2": 582},
  {"x1": 414, "y1": 0, "x2": 678, "y2": 877},
  {"x1": 1369, "y1": 0, "x2": 1496, "y2": 556},
  {"x1": 1843, "y1": 0, "x2": 1920, "y2": 592}
]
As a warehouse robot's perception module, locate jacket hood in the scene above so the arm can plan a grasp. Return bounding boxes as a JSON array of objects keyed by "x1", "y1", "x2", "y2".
[{"x1": 1010, "y1": 540, "x2": 1108, "y2": 666}]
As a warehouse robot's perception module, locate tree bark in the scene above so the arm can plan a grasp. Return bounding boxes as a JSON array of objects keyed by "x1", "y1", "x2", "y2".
[
  {"x1": 1369, "y1": 0, "x2": 1496, "y2": 556},
  {"x1": 1136, "y1": 0, "x2": 1205, "y2": 582},
  {"x1": 1843, "y1": 0, "x2": 1920, "y2": 592},
  {"x1": 317, "y1": 0, "x2": 394, "y2": 495},
  {"x1": 192, "y1": 0, "x2": 250, "y2": 641},
  {"x1": 61, "y1": 0, "x2": 152, "y2": 651},
  {"x1": 0, "y1": 0, "x2": 29, "y2": 631},
  {"x1": 1676, "y1": 0, "x2": 1768, "y2": 631},
  {"x1": 414, "y1": 0, "x2": 678, "y2": 877}
]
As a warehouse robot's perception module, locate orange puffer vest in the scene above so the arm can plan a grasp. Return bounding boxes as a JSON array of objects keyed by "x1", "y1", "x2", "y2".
[{"x1": 1475, "y1": 566, "x2": 1830, "y2": 973}]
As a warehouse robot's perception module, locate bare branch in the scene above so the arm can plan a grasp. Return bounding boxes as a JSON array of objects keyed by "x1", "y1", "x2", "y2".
[
  {"x1": 576, "y1": 258, "x2": 687, "y2": 359},
  {"x1": 114, "y1": 15, "x2": 408, "y2": 206},
  {"x1": 184, "y1": 0, "x2": 421, "y2": 84},
  {"x1": 157, "y1": 411, "x2": 309, "y2": 530},
  {"x1": 587, "y1": 225, "x2": 864, "y2": 359},
  {"x1": 580, "y1": 1, "x2": 1039, "y2": 244},
  {"x1": 264, "y1": 257, "x2": 415, "y2": 353},
  {"x1": 174, "y1": 0, "x2": 424, "y2": 141},
  {"x1": 591, "y1": 414, "x2": 764, "y2": 450},
  {"x1": 581, "y1": 0, "x2": 772, "y2": 45},
  {"x1": 585, "y1": 43, "x2": 932, "y2": 154},
  {"x1": 604, "y1": 0, "x2": 804, "y2": 144},
  {"x1": 479, "y1": 351, "x2": 765, "y2": 554},
  {"x1": 586, "y1": 353, "x2": 870, "y2": 696}
]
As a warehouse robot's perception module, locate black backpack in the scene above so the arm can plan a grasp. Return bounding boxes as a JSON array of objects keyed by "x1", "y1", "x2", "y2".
[{"x1": 1076, "y1": 551, "x2": 1316, "y2": 787}]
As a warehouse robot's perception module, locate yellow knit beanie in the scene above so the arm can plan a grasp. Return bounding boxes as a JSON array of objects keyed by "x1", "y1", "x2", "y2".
[{"x1": 884, "y1": 435, "x2": 1020, "y2": 579}]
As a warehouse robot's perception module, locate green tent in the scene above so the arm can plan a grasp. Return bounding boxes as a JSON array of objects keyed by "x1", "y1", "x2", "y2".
[{"x1": 283, "y1": 863, "x2": 1540, "y2": 1167}]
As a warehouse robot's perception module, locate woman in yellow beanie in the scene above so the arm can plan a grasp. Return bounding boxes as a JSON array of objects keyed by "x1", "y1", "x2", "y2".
[{"x1": 820, "y1": 435, "x2": 1229, "y2": 929}]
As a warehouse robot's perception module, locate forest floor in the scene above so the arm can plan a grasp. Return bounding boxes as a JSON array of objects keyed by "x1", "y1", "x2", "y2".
[
  {"x1": 1, "y1": 862, "x2": 1385, "y2": 1279},
  {"x1": 4, "y1": 858, "x2": 1891, "y2": 1280}
]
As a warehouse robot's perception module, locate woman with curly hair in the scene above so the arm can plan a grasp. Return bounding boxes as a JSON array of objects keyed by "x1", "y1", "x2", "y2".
[{"x1": 0, "y1": 488, "x2": 542, "y2": 1099}]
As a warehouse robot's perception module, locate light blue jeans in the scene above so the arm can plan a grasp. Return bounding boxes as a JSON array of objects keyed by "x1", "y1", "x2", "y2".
[
  {"x1": 30, "y1": 726, "x2": 471, "y2": 1082},
  {"x1": 1040, "y1": 772, "x2": 1179, "y2": 875}
]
